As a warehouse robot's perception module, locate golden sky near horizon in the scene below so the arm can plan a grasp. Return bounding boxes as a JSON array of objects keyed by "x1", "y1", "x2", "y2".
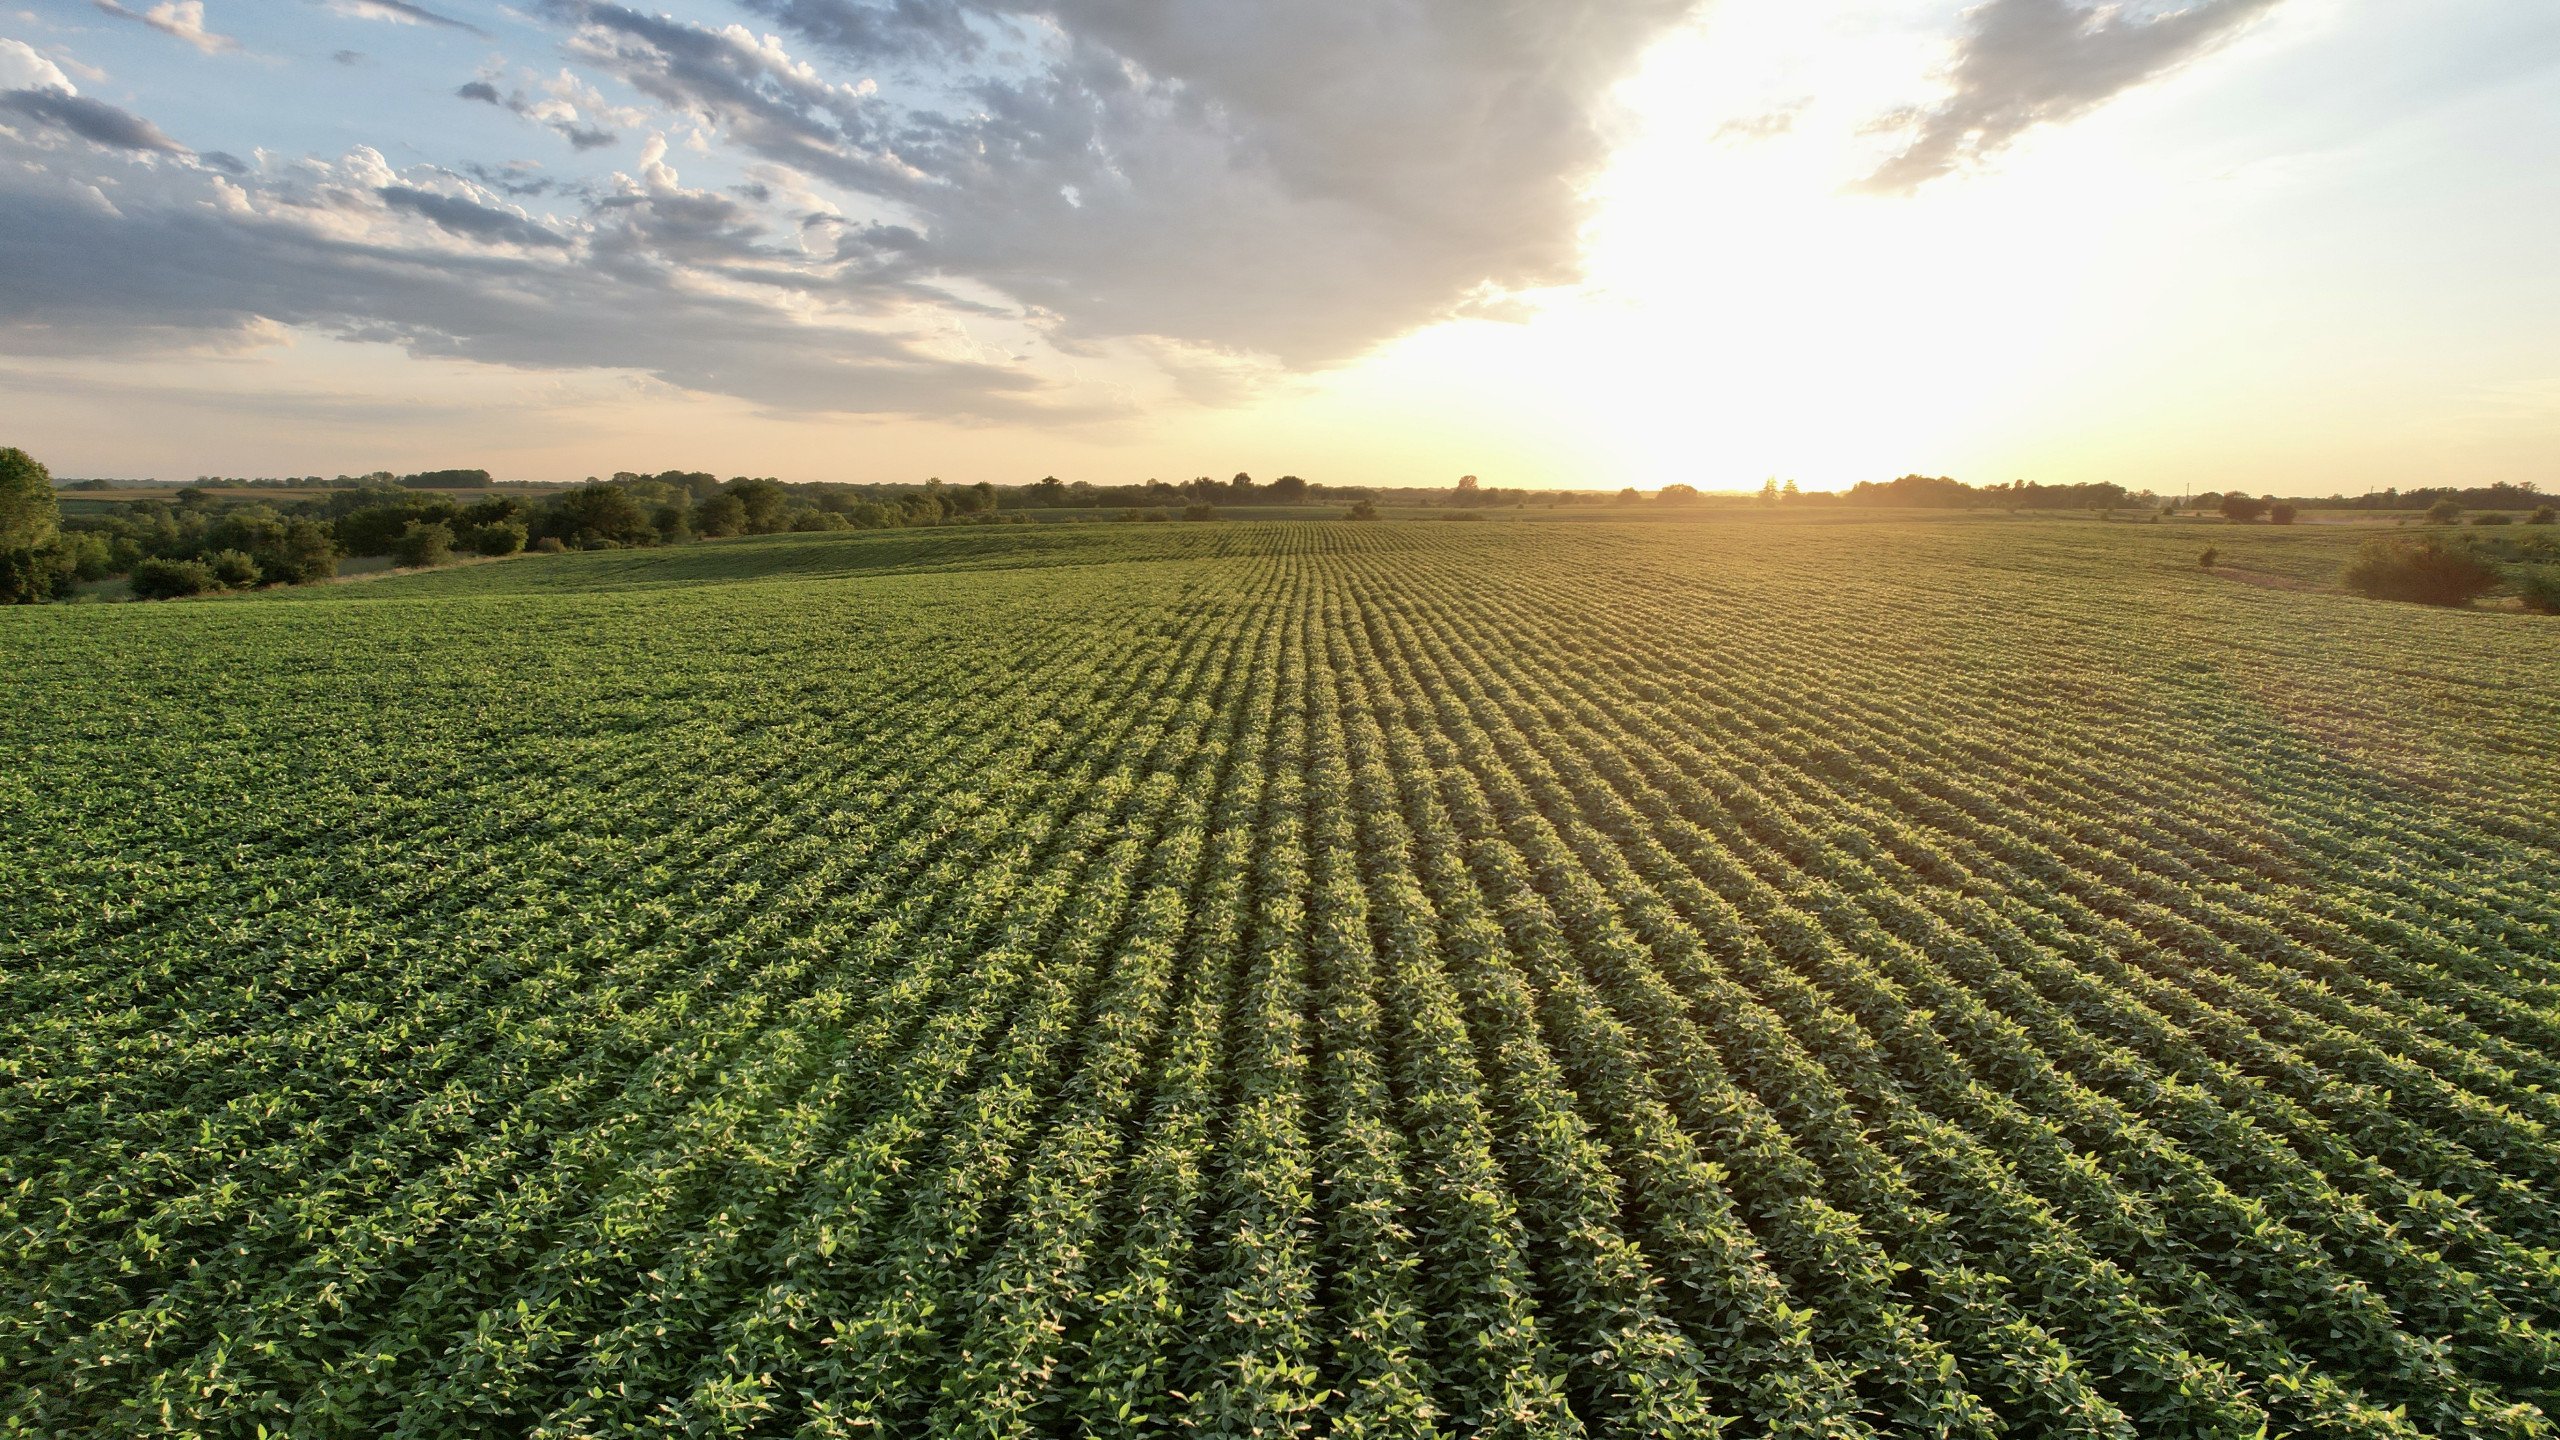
[{"x1": 2, "y1": 0, "x2": 2555, "y2": 493}]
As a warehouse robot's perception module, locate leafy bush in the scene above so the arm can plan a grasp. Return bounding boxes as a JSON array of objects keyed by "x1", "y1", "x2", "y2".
[
  {"x1": 1343, "y1": 500, "x2": 1381, "y2": 521},
  {"x1": 2517, "y1": 569, "x2": 2560, "y2": 615},
  {"x1": 335, "y1": 497, "x2": 461, "y2": 556},
  {"x1": 2198, "y1": 547, "x2": 2219, "y2": 569},
  {"x1": 2531, "y1": 505, "x2": 2555, "y2": 526},
  {"x1": 2267, "y1": 502, "x2": 2297, "y2": 525},
  {"x1": 1182, "y1": 503, "x2": 1218, "y2": 522},
  {"x1": 2472, "y1": 513, "x2": 2513, "y2": 527},
  {"x1": 129, "y1": 557, "x2": 219, "y2": 600},
  {"x1": 2424, "y1": 499, "x2": 2463, "y2": 524},
  {"x1": 2341, "y1": 537, "x2": 2499, "y2": 606},
  {"x1": 204, "y1": 549, "x2": 263, "y2": 588},
  {"x1": 0, "y1": 546, "x2": 75, "y2": 604},
  {"x1": 391, "y1": 520, "x2": 456, "y2": 569},
  {"x1": 2220, "y1": 494, "x2": 2266, "y2": 522},
  {"x1": 533, "y1": 536, "x2": 567, "y2": 553},
  {"x1": 469, "y1": 519, "x2": 527, "y2": 556}
]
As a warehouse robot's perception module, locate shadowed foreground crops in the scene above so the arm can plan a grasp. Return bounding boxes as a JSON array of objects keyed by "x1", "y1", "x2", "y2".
[{"x1": 4, "y1": 518, "x2": 2557, "y2": 1438}]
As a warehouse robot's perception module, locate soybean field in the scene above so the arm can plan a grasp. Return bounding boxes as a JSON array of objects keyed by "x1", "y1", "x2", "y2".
[{"x1": 6, "y1": 516, "x2": 2560, "y2": 1439}]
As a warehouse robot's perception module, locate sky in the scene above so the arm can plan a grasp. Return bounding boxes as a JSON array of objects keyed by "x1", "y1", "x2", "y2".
[{"x1": 1, "y1": 0, "x2": 2555, "y2": 492}]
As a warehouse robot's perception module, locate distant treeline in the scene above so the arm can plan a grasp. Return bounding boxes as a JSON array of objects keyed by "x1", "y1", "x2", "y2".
[
  {"x1": 1010, "y1": 473, "x2": 1370, "y2": 509},
  {"x1": 1830, "y1": 475, "x2": 2140, "y2": 509},
  {"x1": 2296, "y1": 482, "x2": 2546, "y2": 512},
  {"x1": 60, "y1": 468, "x2": 510, "y2": 492},
  {"x1": 4, "y1": 459, "x2": 1027, "y2": 603}
]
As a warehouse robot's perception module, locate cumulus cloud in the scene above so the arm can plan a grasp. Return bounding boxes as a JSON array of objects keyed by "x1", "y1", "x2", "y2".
[
  {"x1": 457, "y1": 69, "x2": 626, "y2": 150},
  {"x1": 1860, "y1": 0, "x2": 2286, "y2": 194},
  {"x1": 3, "y1": 0, "x2": 1716, "y2": 418},
  {"x1": 0, "y1": 39, "x2": 76, "y2": 92},
  {"x1": 553, "y1": 0, "x2": 1699, "y2": 364},
  {"x1": 91, "y1": 0, "x2": 238, "y2": 55},
  {"x1": 0, "y1": 108, "x2": 1059, "y2": 415}
]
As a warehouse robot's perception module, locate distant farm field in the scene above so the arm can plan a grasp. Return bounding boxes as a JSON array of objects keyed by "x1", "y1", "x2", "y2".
[{"x1": 4, "y1": 517, "x2": 2558, "y2": 1438}]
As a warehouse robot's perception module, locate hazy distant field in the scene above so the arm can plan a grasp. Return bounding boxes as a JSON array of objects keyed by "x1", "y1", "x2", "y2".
[{"x1": 5, "y1": 517, "x2": 2557, "y2": 1437}]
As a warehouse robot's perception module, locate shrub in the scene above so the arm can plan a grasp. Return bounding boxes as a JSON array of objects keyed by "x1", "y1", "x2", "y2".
[
  {"x1": 533, "y1": 536, "x2": 567, "y2": 553},
  {"x1": 1182, "y1": 503, "x2": 1218, "y2": 522},
  {"x1": 334, "y1": 498, "x2": 461, "y2": 556},
  {"x1": 1343, "y1": 500, "x2": 1381, "y2": 521},
  {"x1": 2341, "y1": 537, "x2": 2499, "y2": 606},
  {"x1": 2472, "y1": 513, "x2": 2512, "y2": 527},
  {"x1": 204, "y1": 549, "x2": 263, "y2": 588},
  {"x1": 469, "y1": 519, "x2": 527, "y2": 556},
  {"x1": 2517, "y1": 570, "x2": 2560, "y2": 615},
  {"x1": 129, "y1": 557, "x2": 219, "y2": 600},
  {"x1": 0, "y1": 545, "x2": 76, "y2": 604},
  {"x1": 2530, "y1": 505, "x2": 2555, "y2": 526},
  {"x1": 789, "y1": 510, "x2": 850, "y2": 532},
  {"x1": 2267, "y1": 502, "x2": 2297, "y2": 525},
  {"x1": 2199, "y1": 546, "x2": 2219, "y2": 569},
  {"x1": 2220, "y1": 494, "x2": 2267, "y2": 522},
  {"x1": 391, "y1": 520, "x2": 456, "y2": 569},
  {"x1": 2424, "y1": 499, "x2": 2462, "y2": 525}
]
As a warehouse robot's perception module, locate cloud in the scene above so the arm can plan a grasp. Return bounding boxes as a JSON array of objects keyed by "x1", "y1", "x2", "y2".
[
  {"x1": 555, "y1": 0, "x2": 1702, "y2": 366},
  {"x1": 0, "y1": 39, "x2": 75, "y2": 92},
  {"x1": 1714, "y1": 103, "x2": 1806, "y2": 146},
  {"x1": 1, "y1": 87, "x2": 189, "y2": 153},
  {"x1": 91, "y1": 0, "x2": 239, "y2": 55},
  {"x1": 323, "y1": 0, "x2": 489, "y2": 36},
  {"x1": 456, "y1": 68, "x2": 627, "y2": 151},
  {"x1": 1859, "y1": 0, "x2": 2286, "y2": 194},
  {"x1": 378, "y1": 183, "x2": 574, "y2": 247},
  {"x1": 7, "y1": 0, "x2": 1715, "y2": 420},
  {"x1": 0, "y1": 111, "x2": 1063, "y2": 417}
]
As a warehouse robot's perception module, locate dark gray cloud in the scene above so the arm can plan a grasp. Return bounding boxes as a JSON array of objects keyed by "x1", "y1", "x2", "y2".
[
  {"x1": 378, "y1": 183, "x2": 574, "y2": 247},
  {"x1": 1860, "y1": 0, "x2": 2286, "y2": 194},
  {"x1": 0, "y1": 87, "x2": 189, "y2": 153}
]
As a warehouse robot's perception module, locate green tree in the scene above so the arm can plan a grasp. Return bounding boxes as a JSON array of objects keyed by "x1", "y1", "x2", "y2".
[
  {"x1": 2220, "y1": 494, "x2": 2267, "y2": 522},
  {"x1": 0, "y1": 446, "x2": 59, "y2": 551},
  {"x1": 2425, "y1": 499, "x2": 2462, "y2": 524},
  {"x1": 693, "y1": 492, "x2": 749, "y2": 537},
  {"x1": 539, "y1": 485, "x2": 658, "y2": 549},
  {"x1": 726, "y1": 477, "x2": 793, "y2": 533}
]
